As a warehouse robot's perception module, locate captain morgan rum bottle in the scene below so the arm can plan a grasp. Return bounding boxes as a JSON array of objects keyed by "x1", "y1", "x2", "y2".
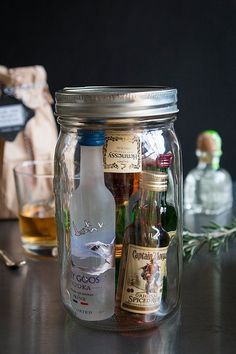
[{"x1": 116, "y1": 171, "x2": 170, "y2": 323}]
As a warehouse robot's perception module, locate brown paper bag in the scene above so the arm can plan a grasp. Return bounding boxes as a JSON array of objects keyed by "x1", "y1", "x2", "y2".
[{"x1": 0, "y1": 65, "x2": 58, "y2": 218}]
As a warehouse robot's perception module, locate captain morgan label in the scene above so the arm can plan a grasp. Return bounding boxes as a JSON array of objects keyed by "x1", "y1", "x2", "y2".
[
  {"x1": 103, "y1": 131, "x2": 142, "y2": 173},
  {"x1": 121, "y1": 244, "x2": 167, "y2": 314}
]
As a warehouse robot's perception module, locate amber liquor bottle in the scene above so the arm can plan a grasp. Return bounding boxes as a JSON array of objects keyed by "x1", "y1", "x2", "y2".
[
  {"x1": 116, "y1": 171, "x2": 170, "y2": 325},
  {"x1": 103, "y1": 131, "x2": 141, "y2": 286}
]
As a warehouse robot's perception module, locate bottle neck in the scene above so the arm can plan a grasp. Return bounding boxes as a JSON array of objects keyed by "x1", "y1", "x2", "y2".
[
  {"x1": 137, "y1": 187, "x2": 170, "y2": 248},
  {"x1": 159, "y1": 167, "x2": 167, "y2": 173},
  {"x1": 197, "y1": 154, "x2": 220, "y2": 170},
  {"x1": 158, "y1": 168, "x2": 168, "y2": 202},
  {"x1": 80, "y1": 145, "x2": 105, "y2": 185},
  {"x1": 139, "y1": 188, "x2": 163, "y2": 223}
]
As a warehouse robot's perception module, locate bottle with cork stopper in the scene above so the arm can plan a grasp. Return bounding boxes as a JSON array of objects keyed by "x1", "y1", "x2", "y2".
[{"x1": 184, "y1": 130, "x2": 233, "y2": 215}]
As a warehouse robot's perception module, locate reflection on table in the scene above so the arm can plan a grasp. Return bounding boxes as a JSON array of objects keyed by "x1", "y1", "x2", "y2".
[{"x1": 64, "y1": 309, "x2": 180, "y2": 354}]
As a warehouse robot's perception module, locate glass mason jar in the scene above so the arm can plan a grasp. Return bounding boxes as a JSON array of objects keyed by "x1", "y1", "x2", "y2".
[{"x1": 54, "y1": 87, "x2": 182, "y2": 331}]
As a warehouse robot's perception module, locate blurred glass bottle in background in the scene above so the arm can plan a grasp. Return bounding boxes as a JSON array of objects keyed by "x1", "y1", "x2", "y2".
[{"x1": 184, "y1": 130, "x2": 233, "y2": 215}]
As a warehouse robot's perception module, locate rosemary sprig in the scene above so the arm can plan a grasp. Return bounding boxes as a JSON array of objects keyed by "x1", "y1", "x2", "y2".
[{"x1": 183, "y1": 218, "x2": 236, "y2": 261}]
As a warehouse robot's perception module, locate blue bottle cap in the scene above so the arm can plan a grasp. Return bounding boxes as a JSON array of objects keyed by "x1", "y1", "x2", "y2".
[{"x1": 78, "y1": 130, "x2": 105, "y2": 146}]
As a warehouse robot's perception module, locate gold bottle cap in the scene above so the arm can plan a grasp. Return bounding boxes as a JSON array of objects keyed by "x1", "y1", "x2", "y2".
[{"x1": 140, "y1": 171, "x2": 168, "y2": 192}]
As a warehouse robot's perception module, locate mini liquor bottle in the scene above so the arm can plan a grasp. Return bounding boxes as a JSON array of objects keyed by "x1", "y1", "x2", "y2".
[
  {"x1": 116, "y1": 171, "x2": 170, "y2": 324},
  {"x1": 184, "y1": 130, "x2": 233, "y2": 214},
  {"x1": 157, "y1": 153, "x2": 177, "y2": 233},
  {"x1": 69, "y1": 130, "x2": 116, "y2": 321},
  {"x1": 156, "y1": 153, "x2": 177, "y2": 305},
  {"x1": 103, "y1": 130, "x2": 141, "y2": 286}
]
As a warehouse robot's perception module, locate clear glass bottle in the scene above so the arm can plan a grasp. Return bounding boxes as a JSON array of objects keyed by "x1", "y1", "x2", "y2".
[
  {"x1": 54, "y1": 86, "x2": 182, "y2": 331},
  {"x1": 69, "y1": 130, "x2": 116, "y2": 321},
  {"x1": 184, "y1": 130, "x2": 233, "y2": 215}
]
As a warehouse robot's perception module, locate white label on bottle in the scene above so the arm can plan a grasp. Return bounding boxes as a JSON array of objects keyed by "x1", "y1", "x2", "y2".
[
  {"x1": 0, "y1": 104, "x2": 25, "y2": 127},
  {"x1": 71, "y1": 219, "x2": 115, "y2": 275},
  {"x1": 103, "y1": 131, "x2": 142, "y2": 173},
  {"x1": 71, "y1": 267, "x2": 115, "y2": 321},
  {"x1": 121, "y1": 244, "x2": 167, "y2": 314},
  {"x1": 70, "y1": 217, "x2": 116, "y2": 320}
]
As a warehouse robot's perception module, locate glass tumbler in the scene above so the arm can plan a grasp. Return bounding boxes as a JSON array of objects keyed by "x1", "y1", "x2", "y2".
[{"x1": 14, "y1": 160, "x2": 57, "y2": 256}]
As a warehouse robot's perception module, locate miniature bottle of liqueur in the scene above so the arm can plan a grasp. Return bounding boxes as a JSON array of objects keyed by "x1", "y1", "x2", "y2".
[
  {"x1": 128, "y1": 153, "x2": 177, "y2": 232},
  {"x1": 184, "y1": 130, "x2": 233, "y2": 215},
  {"x1": 103, "y1": 130, "x2": 141, "y2": 284},
  {"x1": 156, "y1": 153, "x2": 177, "y2": 233},
  {"x1": 156, "y1": 153, "x2": 177, "y2": 305},
  {"x1": 69, "y1": 130, "x2": 116, "y2": 321},
  {"x1": 116, "y1": 171, "x2": 170, "y2": 323}
]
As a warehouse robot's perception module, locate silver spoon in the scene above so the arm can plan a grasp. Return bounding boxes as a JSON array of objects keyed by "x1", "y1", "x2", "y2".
[{"x1": 0, "y1": 249, "x2": 26, "y2": 269}]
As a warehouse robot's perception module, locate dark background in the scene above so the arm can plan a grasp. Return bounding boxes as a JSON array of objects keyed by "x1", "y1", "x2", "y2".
[{"x1": 1, "y1": 1, "x2": 236, "y2": 178}]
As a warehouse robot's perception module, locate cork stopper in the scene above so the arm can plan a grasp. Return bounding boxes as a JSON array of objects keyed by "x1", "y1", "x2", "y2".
[
  {"x1": 140, "y1": 171, "x2": 168, "y2": 192},
  {"x1": 196, "y1": 130, "x2": 222, "y2": 156}
]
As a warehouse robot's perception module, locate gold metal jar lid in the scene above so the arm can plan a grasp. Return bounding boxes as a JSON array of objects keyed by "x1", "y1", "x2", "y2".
[
  {"x1": 55, "y1": 86, "x2": 178, "y2": 124},
  {"x1": 140, "y1": 171, "x2": 168, "y2": 192}
]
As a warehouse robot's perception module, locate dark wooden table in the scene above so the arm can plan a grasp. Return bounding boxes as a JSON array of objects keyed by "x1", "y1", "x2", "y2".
[{"x1": 1, "y1": 219, "x2": 236, "y2": 354}]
